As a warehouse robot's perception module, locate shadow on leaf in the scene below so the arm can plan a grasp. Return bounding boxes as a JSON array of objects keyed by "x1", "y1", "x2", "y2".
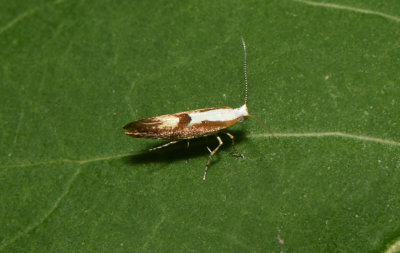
[{"x1": 122, "y1": 130, "x2": 247, "y2": 172}]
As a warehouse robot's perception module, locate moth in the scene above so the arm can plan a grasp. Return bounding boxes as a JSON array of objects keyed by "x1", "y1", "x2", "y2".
[{"x1": 124, "y1": 37, "x2": 272, "y2": 180}]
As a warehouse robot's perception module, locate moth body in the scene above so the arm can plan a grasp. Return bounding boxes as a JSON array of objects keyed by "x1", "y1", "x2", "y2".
[
  {"x1": 124, "y1": 37, "x2": 270, "y2": 180},
  {"x1": 123, "y1": 104, "x2": 249, "y2": 140}
]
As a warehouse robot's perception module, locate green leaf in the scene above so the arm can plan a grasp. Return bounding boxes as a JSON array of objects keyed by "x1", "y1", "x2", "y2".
[{"x1": 1, "y1": 0, "x2": 400, "y2": 252}]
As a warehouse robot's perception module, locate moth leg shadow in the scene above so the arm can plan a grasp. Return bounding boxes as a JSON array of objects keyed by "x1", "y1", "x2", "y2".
[{"x1": 122, "y1": 130, "x2": 247, "y2": 173}]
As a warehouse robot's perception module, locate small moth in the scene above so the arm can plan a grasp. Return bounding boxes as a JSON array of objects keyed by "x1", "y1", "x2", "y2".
[{"x1": 124, "y1": 37, "x2": 272, "y2": 180}]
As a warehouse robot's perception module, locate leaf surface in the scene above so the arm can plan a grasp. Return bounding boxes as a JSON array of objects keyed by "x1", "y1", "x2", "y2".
[{"x1": 1, "y1": 0, "x2": 400, "y2": 252}]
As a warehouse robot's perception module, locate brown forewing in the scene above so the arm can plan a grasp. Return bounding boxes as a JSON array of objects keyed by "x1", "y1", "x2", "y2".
[
  {"x1": 174, "y1": 119, "x2": 239, "y2": 139},
  {"x1": 123, "y1": 106, "x2": 238, "y2": 140}
]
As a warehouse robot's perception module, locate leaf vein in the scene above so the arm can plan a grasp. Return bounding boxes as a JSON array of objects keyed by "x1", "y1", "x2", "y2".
[
  {"x1": 0, "y1": 7, "x2": 39, "y2": 35},
  {"x1": 142, "y1": 213, "x2": 166, "y2": 250},
  {"x1": 8, "y1": 111, "x2": 24, "y2": 158},
  {"x1": 293, "y1": 0, "x2": 400, "y2": 23},
  {"x1": 0, "y1": 167, "x2": 81, "y2": 251},
  {"x1": 0, "y1": 0, "x2": 66, "y2": 35},
  {"x1": 1, "y1": 132, "x2": 399, "y2": 169},
  {"x1": 249, "y1": 132, "x2": 400, "y2": 146}
]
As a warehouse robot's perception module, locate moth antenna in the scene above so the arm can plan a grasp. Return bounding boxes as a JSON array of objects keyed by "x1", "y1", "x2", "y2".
[
  {"x1": 241, "y1": 36, "x2": 248, "y2": 106},
  {"x1": 240, "y1": 38, "x2": 273, "y2": 137},
  {"x1": 249, "y1": 114, "x2": 275, "y2": 138}
]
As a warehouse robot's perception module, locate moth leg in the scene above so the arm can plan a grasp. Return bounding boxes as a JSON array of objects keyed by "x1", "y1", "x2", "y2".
[
  {"x1": 149, "y1": 140, "x2": 179, "y2": 151},
  {"x1": 225, "y1": 132, "x2": 244, "y2": 159},
  {"x1": 203, "y1": 135, "x2": 223, "y2": 181}
]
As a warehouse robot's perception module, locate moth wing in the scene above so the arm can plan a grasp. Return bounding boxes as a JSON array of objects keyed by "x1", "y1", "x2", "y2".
[
  {"x1": 123, "y1": 114, "x2": 181, "y2": 139},
  {"x1": 123, "y1": 106, "x2": 237, "y2": 139}
]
